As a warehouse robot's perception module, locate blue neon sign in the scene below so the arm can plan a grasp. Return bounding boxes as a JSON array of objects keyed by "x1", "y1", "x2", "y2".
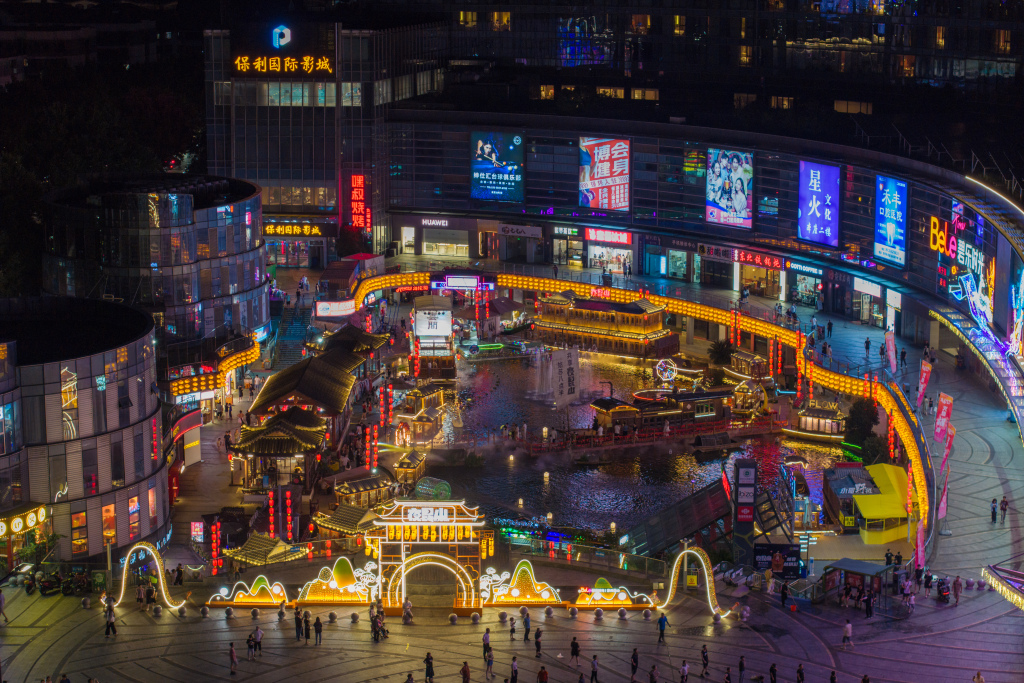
[{"x1": 272, "y1": 25, "x2": 291, "y2": 49}]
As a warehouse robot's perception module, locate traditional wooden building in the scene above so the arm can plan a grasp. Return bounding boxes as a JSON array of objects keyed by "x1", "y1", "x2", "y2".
[
  {"x1": 335, "y1": 469, "x2": 397, "y2": 508},
  {"x1": 534, "y1": 291, "x2": 678, "y2": 358},
  {"x1": 395, "y1": 450, "x2": 427, "y2": 485},
  {"x1": 314, "y1": 502, "x2": 381, "y2": 546},
  {"x1": 229, "y1": 407, "x2": 327, "y2": 490}
]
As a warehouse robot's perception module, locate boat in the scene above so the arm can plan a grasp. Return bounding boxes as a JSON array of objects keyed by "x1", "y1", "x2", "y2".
[{"x1": 572, "y1": 452, "x2": 612, "y2": 467}]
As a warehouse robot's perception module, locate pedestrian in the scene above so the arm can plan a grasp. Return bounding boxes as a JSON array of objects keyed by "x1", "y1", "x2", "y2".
[
  {"x1": 509, "y1": 616, "x2": 516, "y2": 640},
  {"x1": 879, "y1": 344, "x2": 885, "y2": 363},
  {"x1": 738, "y1": 656, "x2": 745, "y2": 683},
  {"x1": 953, "y1": 575, "x2": 963, "y2": 605},
  {"x1": 483, "y1": 628, "x2": 491, "y2": 660},
  {"x1": 104, "y1": 605, "x2": 116, "y2": 638},
  {"x1": 830, "y1": 672, "x2": 837, "y2": 683},
  {"x1": 294, "y1": 608, "x2": 303, "y2": 641},
  {"x1": 487, "y1": 647, "x2": 495, "y2": 678},
  {"x1": 648, "y1": 664, "x2": 658, "y2": 683},
  {"x1": 229, "y1": 642, "x2": 238, "y2": 675},
  {"x1": 314, "y1": 616, "x2": 323, "y2": 645},
  {"x1": 900, "y1": 348, "x2": 907, "y2": 368},
  {"x1": 523, "y1": 613, "x2": 531, "y2": 641},
  {"x1": 1000, "y1": 496, "x2": 1009, "y2": 523},
  {"x1": 894, "y1": 551, "x2": 903, "y2": 566},
  {"x1": 0, "y1": 587, "x2": 8, "y2": 623},
  {"x1": 780, "y1": 580, "x2": 789, "y2": 607},
  {"x1": 424, "y1": 653, "x2": 435, "y2": 683},
  {"x1": 512, "y1": 657, "x2": 519, "y2": 683},
  {"x1": 254, "y1": 625, "x2": 263, "y2": 656},
  {"x1": 591, "y1": 655, "x2": 600, "y2": 683},
  {"x1": 534, "y1": 627, "x2": 542, "y2": 657},
  {"x1": 796, "y1": 664, "x2": 804, "y2": 683},
  {"x1": 841, "y1": 583, "x2": 851, "y2": 607},
  {"x1": 724, "y1": 667, "x2": 732, "y2": 683},
  {"x1": 570, "y1": 637, "x2": 581, "y2": 668},
  {"x1": 657, "y1": 612, "x2": 669, "y2": 643},
  {"x1": 972, "y1": 673, "x2": 986, "y2": 683},
  {"x1": 924, "y1": 571, "x2": 933, "y2": 597},
  {"x1": 884, "y1": 549, "x2": 893, "y2": 565},
  {"x1": 679, "y1": 660, "x2": 688, "y2": 683},
  {"x1": 630, "y1": 648, "x2": 639, "y2": 682},
  {"x1": 769, "y1": 663, "x2": 777, "y2": 683},
  {"x1": 405, "y1": 675, "x2": 415, "y2": 683},
  {"x1": 537, "y1": 667, "x2": 548, "y2": 683},
  {"x1": 841, "y1": 619, "x2": 854, "y2": 649},
  {"x1": 700, "y1": 645, "x2": 709, "y2": 678},
  {"x1": 246, "y1": 632, "x2": 255, "y2": 661},
  {"x1": 827, "y1": 320, "x2": 833, "y2": 338},
  {"x1": 914, "y1": 566, "x2": 924, "y2": 592},
  {"x1": 461, "y1": 662, "x2": 471, "y2": 683},
  {"x1": 991, "y1": 498, "x2": 998, "y2": 523},
  {"x1": 136, "y1": 583, "x2": 145, "y2": 610},
  {"x1": 145, "y1": 582, "x2": 156, "y2": 612},
  {"x1": 907, "y1": 592, "x2": 915, "y2": 614},
  {"x1": 304, "y1": 612, "x2": 311, "y2": 644},
  {"x1": 864, "y1": 337, "x2": 870, "y2": 358},
  {"x1": 861, "y1": 676, "x2": 870, "y2": 683},
  {"x1": 864, "y1": 588, "x2": 874, "y2": 618}
]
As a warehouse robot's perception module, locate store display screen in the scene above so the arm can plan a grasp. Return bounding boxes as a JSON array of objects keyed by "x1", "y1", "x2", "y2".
[
  {"x1": 873, "y1": 174, "x2": 908, "y2": 267},
  {"x1": 415, "y1": 309, "x2": 452, "y2": 337},
  {"x1": 470, "y1": 132, "x2": 524, "y2": 203},
  {"x1": 579, "y1": 137, "x2": 630, "y2": 212},
  {"x1": 705, "y1": 149, "x2": 754, "y2": 229},
  {"x1": 797, "y1": 161, "x2": 841, "y2": 247}
]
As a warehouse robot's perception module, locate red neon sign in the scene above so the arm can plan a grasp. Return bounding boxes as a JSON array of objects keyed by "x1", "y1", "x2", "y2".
[
  {"x1": 351, "y1": 175, "x2": 371, "y2": 234},
  {"x1": 734, "y1": 250, "x2": 783, "y2": 270},
  {"x1": 585, "y1": 228, "x2": 631, "y2": 245}
]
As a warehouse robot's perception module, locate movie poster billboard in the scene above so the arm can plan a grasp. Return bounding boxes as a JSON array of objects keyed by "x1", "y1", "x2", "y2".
[
  {"x1": 874, "y1": 175, "x2": 908, "y2": 267},
  {"x1": 579, "y1": 138, "x2": 630, "y2": 211},
  {"x1": 705, "y1": 149, "x2": 754, "y2": 229},
  {"x1": 471, "y1": 132, "x2": 525, "y2": 203},
  {"x1": 797, "y1": 161, "x2": 841, "y2": 247},
  {"x1": 753, "y1": 543, "x2": 801, "y2": 581}
]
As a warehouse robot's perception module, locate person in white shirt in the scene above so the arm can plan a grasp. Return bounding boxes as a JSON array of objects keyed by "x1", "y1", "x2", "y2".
[
  {"x1": 679, "y1": 661, "x2": 689, "y2": 683},
  {"x1": 483, "y1": 628, "x2": 491, "y2": 661},
  {"x1": 254, "y1": 626, "x2": 263, "y2": 656},
  {"x1": 841, "y1": 619, "x2": 854, "y2": 649},
  {"x1": 591, "y1": 655, "x2": 600, "y2": 683}
]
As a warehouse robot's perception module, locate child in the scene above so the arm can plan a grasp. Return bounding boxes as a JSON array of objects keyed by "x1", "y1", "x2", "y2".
[
  {"x1": 509, "y1": 616, "x2": 516, "y2": 640},
  {"x1": 246, "y1": 633, "x2": 255, "y2": 661}
]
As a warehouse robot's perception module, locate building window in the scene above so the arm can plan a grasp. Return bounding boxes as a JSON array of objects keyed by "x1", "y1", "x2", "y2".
[
  {"x1": 539, "y1": 85, "x2": 555, "y2": 100},
  {"x1": 935, "y1": 26, "x2": 946, "y2": 49},
  {"x1": 770, "y1": 96, "x2": 794, "y2": 110},
  {"x1": 740, "y1": 18, "x2": 747, "y2": 40},
  {"x1": 128, "y1": 495, "x2": 140, "y2": 540},
  {"x1": 897, "y1": 55, "x2": 915, "y2": 77},
  {"x1": 111, "y1": 441, "x2": 125, "y2": 488},
  {"x1": 149, "y1": 482, "x2": 158, "y2": 531},
  {"x1": 631, "y1": 88, "x2": 659, "y2": 101},
  {"x1": 71, "y1": 512, "x2": 87, "y2": 555},
  {"x1": 734, "y1": 93, "x2": 757, "y2": 109},
  {"x1": 674, "y1": 16, "x2": 686, "y2": 36},
  {"x1": 695, "y1": 402, "x2": 715, "y2": 417},
  {"x1": 596, "y1": 87, "x2": 625, "y2": 99},
  {"x1": 739, "y1": 46, "x2": 753, "y2": 67},
  {"x1": 995, "y1": 29, "x2": 1011, "y2": 54},
  {"x1": 93, "y1": 387, "x2": 106, "y2": 433},
  {"x1": 134, "y1": 429, "x2": 145, "y2": 479},
  {"x1": 834, "y1": 100, "x2": 873, "y2": 114},
  {"x1": 102, "y1": 503, "x2": 116, "y2": 547},
  {"x1": 491, "y1": 12, "x2": 510, "y2": 31},
  {"x1": 630, "y1": 15, "x2": 650, "y2": 35},
  {"x1": 82, "y1": 445, "x2": 98, "y2": 496},
  {"x1": 60, "y1": 367, "x2": 78, "y2": 440},
  {"x1": 458, "y1": 11, "x2": 477, "y2": 28},
  {"x1": 117, "y1": 382, "x2": 132, "y2": 427}
]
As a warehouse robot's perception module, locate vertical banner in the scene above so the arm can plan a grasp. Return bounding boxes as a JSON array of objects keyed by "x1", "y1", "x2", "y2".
[
  {"x1": 915, "y1": 517, "x2": 926, "y2": 568},
  {"x1": 885, "y1": 331, "x2": 897, "y2": 375},
  {"x1": 934, "y1": 392, "x2": 953, "y2": 442},
  {"x1": 916, "y1": 360, "x2": 932, "y2": 410},
  {"x1": 940, "y1": 425, "x2": 956, "y2": 475},
  {"x1": 551, "y1": 349, "x2": 579, "y2": 408},
  {"x1": 937, "y1": 469, "x2": 950, "y2": 520}
]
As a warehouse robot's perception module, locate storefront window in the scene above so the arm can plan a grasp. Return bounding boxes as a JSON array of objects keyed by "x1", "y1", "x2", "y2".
[
  {"x1": 588, "y1": 246, "x2": 632, "y2": 273},
  {"x1": 149, "y1": 482, "x2": 158, "y2": 530},
  {"x1": 739, "y1": 265, "x2": 781, "y2": 299},
  {"x1": 128, "y1": 495, "x2": 140, "y2": 540},
  {"x1": 667, "y1": 250, "x2": 689, "y2": 280},
  {"x1": 792, "y1": 274, "x2": 821, "y2": 306},
  {"x1": 71, "y1": 512, "x2": 87, "y2": 555},
  {"x1": 102, "y1": 503, "x2": 116, "y2": 547},
  {"x1": 553, "y1": 239, "x2": 583, "y2": 266}
]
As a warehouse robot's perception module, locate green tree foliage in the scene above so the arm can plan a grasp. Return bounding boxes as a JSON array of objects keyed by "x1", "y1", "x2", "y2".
[
  {"x1": 708, "y1": 339, "x2": 735, "y2": 365},
  {"x1": 845, "y1": 397, "x2": 880, "y2": 447}
]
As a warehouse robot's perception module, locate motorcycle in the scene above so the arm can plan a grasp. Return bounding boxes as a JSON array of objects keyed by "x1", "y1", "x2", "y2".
[
  {"x1": 936, "y1": 577, "x2": 951, "y2": 604},
  {"x1": 72, "y1": 572, "x2": 93, "y2": 595},
  {"x1": 60, "y1": 576, "x2": 75, "y2": 596},
  {"x1": 38, "y1": 570, "x2": 63, "y2": 596}
]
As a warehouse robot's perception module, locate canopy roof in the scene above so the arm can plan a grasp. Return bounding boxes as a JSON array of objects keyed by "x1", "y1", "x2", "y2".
[
  {"x1": 822, "y1": 558, "x2": 891, "y2": 577},
  {"x1": 231, "y1": 407, "x2": 326, "y2": 456},
  {"x1": 853, "y1": 464, "x2": 909, "y2": 520},
  {"x1": 314, "y1": 503, "x2": 380, "y2": 534},
  {"x1": 316, "y1": 324, "x2": 390, "y2": 355},
  {"x1": 336, "y1": 470, "x2": 395, "y2": 495},
  {"x1": 223, "y1": 532, "x2": 306, "y2": 565},
  {"x1": 249, "y1": 347, "x2": 359, "y2": 416},
  {"x1": 540, "y1": 291, "x2": 665, "y2": 315}
]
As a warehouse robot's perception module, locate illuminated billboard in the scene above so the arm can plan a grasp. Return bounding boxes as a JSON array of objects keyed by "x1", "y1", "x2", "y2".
[
  {"x1": 470, "y1": 132, "x2": 524, "y2": 203},
  {"x1": 705, "y1": 149, "x2": 754, "y2": 229},
  {"x1": 579, "y1": 138, "x2": 630, "y2": 212},
  {"x1": 415, "y1": 309, "x2": 452, "y2": 337},
  {"x1": 873, "y1": 175, "x2": 908, "y2": 267},
  {"x1": 797, "y1": 161, "x2": 841, "y2": 247}
]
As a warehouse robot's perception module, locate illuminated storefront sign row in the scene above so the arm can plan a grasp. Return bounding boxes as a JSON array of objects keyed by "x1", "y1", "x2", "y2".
[
  {"x1": 234, "y1": 55, "x2": 333, "y2": 73},
  {"x1": 585, "y1": 228, "x2": 631, "y2": 245},
  {"x1": 734, "y1": 250, "x2": 784, "y2": 270},
  {"x1": 0, "y1": 504, "x2": 47, "y2": 538},
  {"x1": 315, "y1": 300, "x2": 357, "y2": 318},
  {"x1": 786, "y1": 261, "x2": 823, "y2": 277}
]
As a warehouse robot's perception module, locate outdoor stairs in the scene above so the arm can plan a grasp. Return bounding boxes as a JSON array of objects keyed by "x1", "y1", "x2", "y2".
[{"x1": 272, "y1": 306, "x2": 313, "y2": 370}]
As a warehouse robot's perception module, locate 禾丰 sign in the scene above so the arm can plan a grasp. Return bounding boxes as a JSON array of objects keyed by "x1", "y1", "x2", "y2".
[{"x1": 873, "y1": 175, "x2": 908, "y2": 267}]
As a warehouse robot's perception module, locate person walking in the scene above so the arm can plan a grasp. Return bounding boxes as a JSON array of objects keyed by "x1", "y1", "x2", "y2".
[
  {"x1": 1000, "y1": 496, "x2": 1009, "y2": 523},
  {"x1": 523, "y1": 613, "x2": 531, "y2": 642},
  {"x1": 461, "y1": 662, "x2": 471, "y2": 683},
  {"x1": 991, "y1": 498, "x2": 998, "y2": 524},
  {"x1": 737, "y1": 656, "x2": 745, "y2": 683},
  {"x1": 486, "y1": 648, "x2": 495, "y2": 678},
  {"x1": 780, "y1": 581, "x2": 789, "y2": 607},
  {"x1": 104, "y1": 605, "x2": 116, "y2": 638},
  {"x1": 314, "y1": 616, "x2": 323, "y2": 645},
  {"x1": 424, "y1": 653, "x2": 435, "y2": 683},
  {"x1": 483, "y1": 628, "x2": 491, "y2": 660},
  {"x1": 924, "y1": 571, "x2": 933, "y2": 597},
  {"x1": 679, "y1": 661, "x2": 688, "y2": 683},
  {"x1": 591, "y1": 655, "x2": 600, "y2": 683},
  {"x1": 246, "y1": 632, "x2": 256, "y2": 661},
  {"x1": 570, "y1": 637, "x2": 581, "y2": 668},
  {"x1": 303, "y1": 612, "x2": 311, "y2": 644},
  {"x1": 537, "y1": 667, "x2": 548, "y2": 683},
  {"x1": 900, "y1": 348, "x2": 907, "y2": 368},
  {"x1": 294, "y1": 609, "x2": 303, "y2": 641},
  {"x1": 648, "y1": 664, "x2": 658, "y2": 683},
  {"x1": 841, "y1": 619, "x2": 854, "y2": 649},
  {"x1": 769, "y1": 663, "x2": 777, "y2": 683},
  {"x1": 700, "y1": 645, "x2": 709, "y2": 678},
  {"x1": 723, "y1": 667, "x2": 732, "y2": 683},
  {"x1": 657, "y1": 612, "x2": 669, "y2": 643},
  {"x1": 953, "y1": 575, "x2": 963, "y2": 606},
  {"x1": 826, "y1": 320, "x2": 833, "y2": 338},
  {"x1": 796, "y1": 664, "x2": 805, "y2": 683},
  {"x1": 864, "y1": 337, "x2": 871, "y2": 359},
  {"x1": 630, "y1": 648, "x2": 639, "y2": 682},
  {"x1": 229, "y1": 642, "x2": 238, "y2": 675},
  {"x1": 534, "y1": 627, "x2": 543, "y2": 658}
]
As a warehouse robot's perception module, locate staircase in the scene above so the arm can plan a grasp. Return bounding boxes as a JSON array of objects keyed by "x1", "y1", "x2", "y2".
[{"x1": 272, "y1": 306, "x2": 313, "y2": 370}]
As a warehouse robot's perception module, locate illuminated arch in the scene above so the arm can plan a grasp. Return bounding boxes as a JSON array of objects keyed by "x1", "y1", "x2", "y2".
[
  {"x1": 385, "y1": 552, "x2": 477, "y2": 608},
  {"x1": 658, "y1": 547, "x2": 729, "y2": 617},
  {"x1": 113, "y1": 541, "x2": 186, "y2": 610}
]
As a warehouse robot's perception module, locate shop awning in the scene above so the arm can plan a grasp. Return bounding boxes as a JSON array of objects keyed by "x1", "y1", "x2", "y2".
[
  {"x1": 0, "y1": 502, "x2": 48, "y2": 538},
  {"x1": 853, "y1": 463, "x2": 910, "y2": 520}
]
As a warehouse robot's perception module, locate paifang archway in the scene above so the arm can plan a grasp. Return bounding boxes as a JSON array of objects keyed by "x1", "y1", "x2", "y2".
[{"x1": 385, "y1": 552, "x2": 477, "y2": 608}]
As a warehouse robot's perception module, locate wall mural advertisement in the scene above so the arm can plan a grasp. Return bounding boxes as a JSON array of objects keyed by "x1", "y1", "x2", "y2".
[
  {"x1": 929, "y1": 205, "x2": 994, "y2": 329},
  {"x1": 579, "y1": 138, "x2": 630, "y2": 212},
  {"x1": 797, "y1": 161, "x2": 841, "y2": 247},
  {"x1": 470, "y1": 132, "x2": 525, "y2": 203},
  {"x1": 873, "y1": 175, "x2": 908, "y2": 267},
  {"x1": 705, "y1": 149, "x2": 754, "y2": 229}
]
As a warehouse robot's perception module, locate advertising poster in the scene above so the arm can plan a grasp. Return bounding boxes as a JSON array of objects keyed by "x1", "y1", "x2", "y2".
[
  {"x1": 753, "y1": 543, "x2": 801, "y2": 581},
  {"x1": 551, "y1": 348, "x2": 580, "y2": 408},
  {"x1": 934, "y1": 392, "x2": 953, "y2": 442},
  {"x1": 797, "y1": 161, "x2": 841, "y2": 247},
  {"x1": 937, "y1": 469, "x2": 950, "y2": 520},
  {"x1": 917, "y1": 360, "x2": 932, "y2": 410},
  {"x1": 940, "y1": 425, "x2": 956, "y2": 475},
  {"x1": 873, "y1": 175, "x2": 908, "y2": 266},
  {"x1": 579, "y1": 137, "x2": 630, "y2": 211},
  {"x1": 706, "y1": 149, "x2": 754, "y2": 228},
  {"x1": 885, "y1": 331, "x2": 897, "y2": 375},
  {"x1": 470, "y1": 132, "x2": 525, "y2": 203},
  {"x1": 414, "y1": 309, "x2": 452, "y2": 337}
]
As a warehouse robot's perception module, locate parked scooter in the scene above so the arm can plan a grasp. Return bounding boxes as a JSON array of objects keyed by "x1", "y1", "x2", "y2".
[
  {"x1": 72, "y1": 572, "x2": 93, "y2": 595},
  {"x1": 935, "y1": 576, "x2": 951, "y2": 604},
  {"x1": 37, "y1": 570, "x2": 63, "y2": 596}
]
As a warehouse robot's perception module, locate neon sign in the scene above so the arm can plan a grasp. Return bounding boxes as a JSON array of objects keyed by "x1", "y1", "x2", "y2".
[
  {"x1": 234, "y1": 56, "x2": 332, "y2": 73},
  {"x1": 590, "y1": 287, "x2": 611, "y2": 298},
  {"x1": 264, "y1": 224, "x2": 323, "y2": 236},
  {"x1": 351, "y1": 175, "x2": 371, "y2": 234},
  {"x1": 272, "y1": 25, "x2": 291, "y2": 48},
  {"x1": 585, "y1": 228, "x2": 631, "y2": 245}
]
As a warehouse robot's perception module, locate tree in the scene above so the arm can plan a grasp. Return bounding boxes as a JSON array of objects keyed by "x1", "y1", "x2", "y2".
[
  {"x1": 708, "y1": 340, "x2": 735, "y2": 365},
  {"x1": 703, "y1": 367, "x2": 727, "y2": 387},
  {"x1": 845, "y1": 398, "x2": 880, "y2": 447},
  {"x1": 861, "y1": 435, "x2": 889, "y2": 465}
]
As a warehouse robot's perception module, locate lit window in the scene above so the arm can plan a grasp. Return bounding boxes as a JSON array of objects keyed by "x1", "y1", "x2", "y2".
[
  {"x1": 739, "y1": 46, "x2": 753, "y2": 67},
  {"x1": 734, "y1": 93, "x2": 757, "y2": 109},
  {"x1": 695, "y1": 402, "x2": 715, "y2": 417},
  {"x1": 631, "y1": 88, "x2": 659, "y2": 101},
  {"x1": 71, "y1": 512, "x2": 87, "y2": 555},
  {"x1": 897, "y1": 55, "x2": 915, "y2": 77},
  {"x1": 834, "y1": 100, "x2": 873, "y2": 115},
  {"x1": 539, "y1": 85, "x2": 555, "y2": 100},
  {"x1": 149, "y1": 483, "x2": 158, "y2": 530},
  {"x1": 596, "y1": 87, "x2": 624, "y2": 99},
  {"x1": 935, "y1": 26, "x2": 946, "y2": 49},
  {"x1": 129, "y1": 495, "x2": 140, "y2": 540},
  {"x1": 458, "y1": 11, "x2": 477, "y2": 28},
  {"x1": 995, "y1": 29, "x2": 1011, "y2": 54},
  {"x1": 491, "y1": 12, "x2": 510, "y2": 32},
  {"x1": 741, "y1": 18, "x2": 747, "y2": 40},
  {"x1": 102, "y1": 503, "x2": 116, "y2": 547},
  {"x1": 674, "y1": 16, "x2": 686, "y2": 36},
  {"x1": 631, "y1": 15, "x2": 650, "y2": 35},
  {"x1": 561, "y1": 85, "x2": 575, "y2": 92},
  {"x1": 770, "y1": 96, "x2": 794, "y2": 110}
]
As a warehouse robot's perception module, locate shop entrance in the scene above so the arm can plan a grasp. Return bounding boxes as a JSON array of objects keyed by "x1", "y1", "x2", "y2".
[
  {"x1": 791, "y1": 274, "x2": 821, "y2": 307},
  {"x1": 740, "y1": 265, "x2": 781, "y2": 299},
  {"x1": 699, "y1": 258, "x2": 733, "y2": 288},
  {"x1": 589, "y1": 246, "x2": 632, "y2": 273},
  {"x1": 402, "y1": 227, "x2": 415, "y2": 254},
  {"x1": 667, "y1": 250, "x2": 689, "y2": 281},
  {"x1": 554, "y1": 238, "x2": 584, "y2": 267},
  {"x1": 267, "y1": 240, "x2": 310, "y2": 267}
]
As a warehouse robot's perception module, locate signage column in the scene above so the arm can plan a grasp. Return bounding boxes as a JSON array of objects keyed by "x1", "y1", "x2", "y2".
[{"x1": 732, "y1": 459, "x2": 757, "y2": 568}]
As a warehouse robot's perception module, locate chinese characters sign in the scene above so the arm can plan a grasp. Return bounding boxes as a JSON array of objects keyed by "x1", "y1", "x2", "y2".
[
  {"x1": 233, "y1": 55, "x2": 332, "y2": 73},
  {"x1": 579, "y1": 138, "x2": 630, "y2": 212},
  {"x1": 697, "y1": 243, "x2": 735, "y2": 263},
  {"x1": 734, "y1": 250, "x2": 784, "y2": 270},
  {"x1": 351, "y1": 175, "x2": 371, "y2": 234},
  {"x1": 873, "y1": 175, "x2": 908, "y2": 267},
  {"x1": 585, "y1": 228, "x2": 631, "y2": 245},
  {"x1": 471, "y1": 132, "x2": 524, "y2": 203},
  {"x1": 797, "y1": 161, "x2": 840, "y2": 247},
  {"x1": 264, "y1": 224, "x2": 324, "y2": 237},
  {"x1": 552, "y1": 348, "x2": 579, "y2": 408},
  {"x1": 705, "y1": 149, "x2": 754, "y2": 229}
]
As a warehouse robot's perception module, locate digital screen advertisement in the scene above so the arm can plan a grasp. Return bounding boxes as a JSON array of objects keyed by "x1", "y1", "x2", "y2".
[
  {"x1": 873, "y1": 175, "x2": 908, "y2": 267},
  {"x1": 415, "y1": 309, "x2": 452, "y2": 337},
  {"x1": 797, "y1": 161, "x2": 841, "y2": 247},
  {"x1": 705, "y1": 149, "x2": 754, "y2": 229},
  {"x1": 579, "y1": 137, "x2": 630, "y2": 212},
  {"x1": 470, "y1": 132, "x2": 524, "y2": 203}
]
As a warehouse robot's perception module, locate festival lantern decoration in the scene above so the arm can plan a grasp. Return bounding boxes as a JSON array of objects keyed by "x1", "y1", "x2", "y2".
[
  {"x1": 268, "y1": 490, "x2": 275, "y2": 538},
  {"x1": 211, "y1": 520, "x2": 220, "y2": 575},
  {"x1": 286, "y1": 489, "x2": 293, "y2": 541},
  {"x1": 888, "y1": 411, "x2": 895, "y2": 460},
  {"x1": 373, "y1": 425, "x2": 379, "y2": 469},
  {"x1": 365, "y1": 426, "x2": 371, "y2": 470},
  {"x1": 387, "y1": 384, "x2": 394, "y2": 425}
]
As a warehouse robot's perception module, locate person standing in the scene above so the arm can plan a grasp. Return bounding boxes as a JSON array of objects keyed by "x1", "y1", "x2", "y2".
[
  {"x1": 796, "y1": 664, "x2": 804, "y2": 683},
  {"x1": 648, "y1": 664, "x2": 658, "y2": 683},
  {"x1": 841, "y1": 619, "x2": 854, "y2": 649},
  {"x1": 314, "y1": 616, "x2": 323, "y2": 645},
  {"x1": 884, "y1": 549, "x2": 893, "y2": 566},
  {"x1": 864, "y1": 337, "x2": 871, "y2": 358},
  {"x1": 738, "y1": 656, "x2": 745, "y2": 683},
  {"x1": 294, "y1": 609, "x2": 303, "y2": 641},
  {"x1": 864, "y1": 588, "x2": 874, "y2": 618},
  {"x1": 924, "y1": 571, "x2": 933, "y2": 598},
  {"x1": 831, "y1": 672, "x2": 837, "y2": 683},
  {"x1": 424, "y1": 653, "x2": 435, "y2": 683},
  {"x1": 537, "y1": 667, "x2": 548, "y2": 683},
  {"x1": 657, "y1": 612, "x2": 669, "y2": 643},
  {"x1": 827, "y1": 320, "x2": 833, "y2": 338},
  {"x1": 679, "y1": 661, "x2": 688, "y2": 683},
  {"x1": 570, "y1": 637, "x2": 581, "y2": 668},
  {"x1": 991, "y1": 498, "x2": 999, "y2": 524},
  {"x1": 630, "y1": 648, "x2": 639, "y2": 682},
  {"x1": 486, "y1": 648, "x2": 495, "y2": 678},
  {"x1": 229, "y1": 642, "x2": 238, "y2": 675},
  {"x1": 591, "y1": 655, "x2": 600, "y2": 683},
  {"x1": 780, "y1": 581, "x2": 789, "y2": 607},
  {"x1": 509, "y1": 616, "x2": 516, "y2": 640},
  {"x1": 1000, "y1": 496, "x2": 1009, "y2": 523},
  {"x1": 953, "y1": 575, "x2": 963, "y2": 606},
  {"x1": 769, "y1": 663, "x2": 777, "y2": 683},
  {"x1": 723, "y1": 667, "x2": 732, "y2": 683},
  {"x1": 104, "y1": 605, "x2": 116, "y2": 638},
  {"x1": 700, "y1": 645, "x2": 709, "y2": 678},
  {"x1": 483, "y1": 628, "x2": 491, "y2": 661},
  {"x1": 246, "y1": 633, "x2": 255, "y2": 661},
  {"x1": 0, "y1": 587, "x2": 8, "y2": 624},
  {"x1": 900, "y1": 348, "x2": 907, "y2": 369},
  {"x1": 972, "y1": 672, "x2": 986, "y2": 683},
  {"x1": 303, "y1": 612, "x2": 311, "y2": 644},
  {"x1": 511, "y1": 657, "x2": 518, "y2": 683},
  {"x1": 461, "y1": 662, "x2": 471, "y2": 683},
  {"x1": 534, "y1": 627, "x2": 543, "y2": 658},
  {"x1": 523, "y1": 613, "x2": 531, "y2": 642}
]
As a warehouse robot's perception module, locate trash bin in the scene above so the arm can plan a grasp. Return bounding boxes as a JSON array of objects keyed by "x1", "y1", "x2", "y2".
[{"x1": 601, "y1": 273, "x2": 613, "y2": 287}]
